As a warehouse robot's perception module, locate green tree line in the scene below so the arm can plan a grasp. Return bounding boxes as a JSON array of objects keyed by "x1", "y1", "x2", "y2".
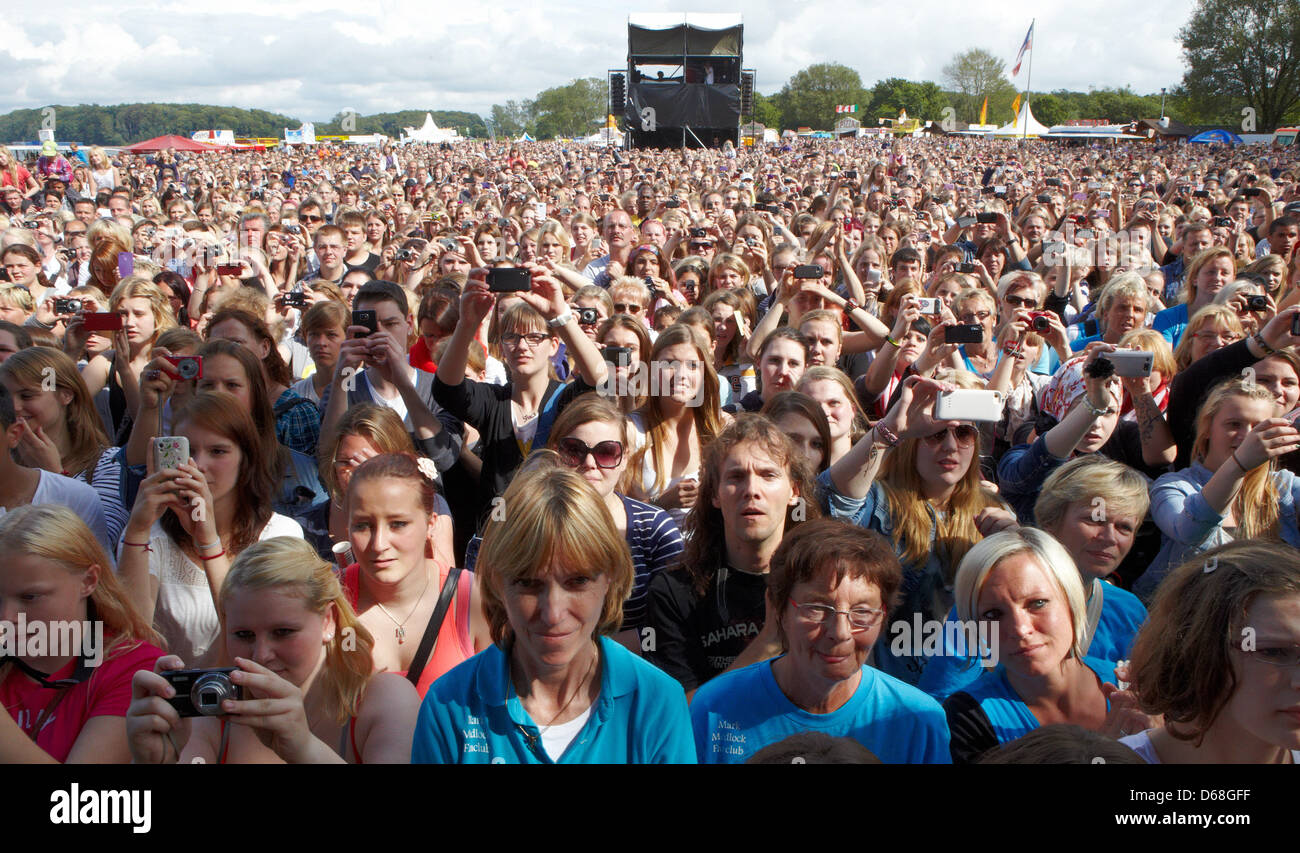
[{"x1": 0, "y1": 103, "x2": 488, "y2": 146}]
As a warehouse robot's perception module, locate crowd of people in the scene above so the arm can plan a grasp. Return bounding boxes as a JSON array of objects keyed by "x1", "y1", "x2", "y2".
[{"x1": 2, "y1": 130, "x2": 1299, "y2": 764}]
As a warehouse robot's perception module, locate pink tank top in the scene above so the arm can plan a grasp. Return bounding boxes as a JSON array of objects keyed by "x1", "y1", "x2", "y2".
[{"x1": 343, "y1": 563, "x2": 475, "y2": 698}]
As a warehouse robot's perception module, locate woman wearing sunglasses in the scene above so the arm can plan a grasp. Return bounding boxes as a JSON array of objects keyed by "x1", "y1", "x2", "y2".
[
  {"x1": 820, "y1": 371, "x2": 1018, "y2": 686},
  {"x1": 607, "y1": 278, "x2": 652, "y2": 330},
  {"x1": 545, "y1": 394, "x2": 683, "y2": 639}
]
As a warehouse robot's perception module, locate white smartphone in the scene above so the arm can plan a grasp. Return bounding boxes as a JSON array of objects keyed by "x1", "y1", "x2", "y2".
[
  {"x1": 916, "y1": 297, "x2": 941, "y2": 315},
  {"x1": 1105, "y1": 350, "x2": 1153, "y2": 378},
  {"x1": 934, "y1": 390, "x2": 1005, "y2": 423},
  {"x1": 152, "y1": 436, "x2": 189, "y2": 471}
]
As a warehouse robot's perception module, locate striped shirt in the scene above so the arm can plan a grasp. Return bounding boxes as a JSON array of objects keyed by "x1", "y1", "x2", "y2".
[{"x1": 617, "y1": 494, "x2": 684, "y2": 631}]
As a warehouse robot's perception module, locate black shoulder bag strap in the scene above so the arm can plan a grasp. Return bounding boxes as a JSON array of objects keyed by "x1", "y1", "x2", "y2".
[{"x1": 407, "y1": 568, "x2": 462, "y2": 688}]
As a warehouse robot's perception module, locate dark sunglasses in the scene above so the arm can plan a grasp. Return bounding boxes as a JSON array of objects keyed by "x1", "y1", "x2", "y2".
[
  {"x1": 921, "y1": 425, "x2": 979, "y2": 447},
  {"x1": 299, "y1": 214, "x2": 324, "y2": 222},
  {"x1": 557, "y1": 437, "x2": 624, "y2": 469}
]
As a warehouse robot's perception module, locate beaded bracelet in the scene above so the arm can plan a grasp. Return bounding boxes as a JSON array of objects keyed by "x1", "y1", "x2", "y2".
[{"x1": 873, "y1": 422, "x2": 901, "y2": 447}]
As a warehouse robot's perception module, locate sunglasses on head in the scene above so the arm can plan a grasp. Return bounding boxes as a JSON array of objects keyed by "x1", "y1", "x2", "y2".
[
  {"x1": 557, "y1": 437, "x2": 624, "y2": 469},
  {"x1": 921, "y1": 425, "x2": 979, "y2": 447}
]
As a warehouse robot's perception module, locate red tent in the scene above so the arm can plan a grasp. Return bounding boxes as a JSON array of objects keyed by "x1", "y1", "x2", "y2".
[{"x1": 122, "y1": 134, "x2": 217, "y2": 153}]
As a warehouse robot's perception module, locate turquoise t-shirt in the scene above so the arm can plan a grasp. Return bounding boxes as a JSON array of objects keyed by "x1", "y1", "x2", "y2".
[
  {"x1": 690, "y1": 656, "x2": 952, "y2": 764},
  {"x1": 958, "y1": 655, "x2": 1116, "y2": 749},
  {"x1": 411, "y1": 636, "x2": 696, "y2": 764}
]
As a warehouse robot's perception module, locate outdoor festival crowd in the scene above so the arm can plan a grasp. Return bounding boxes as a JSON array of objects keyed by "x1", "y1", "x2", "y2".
[{"x1": 1, "y1": 131, "x2": 1299, "y2": 765}]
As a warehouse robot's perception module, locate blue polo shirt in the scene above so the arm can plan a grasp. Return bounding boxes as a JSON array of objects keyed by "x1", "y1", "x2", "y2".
[
  {"x1": 691, "y1": 657, "x2": 951, "y2": 764},
  {"x1": 411, "y1": 635, "x2": 696, "y2": 764},
  {"x1": 1152, "y1": 302, "x2": 1189, "y2": 347}
]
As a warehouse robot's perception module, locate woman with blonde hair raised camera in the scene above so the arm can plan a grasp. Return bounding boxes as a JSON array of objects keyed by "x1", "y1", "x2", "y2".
[
  {"x1": 1138, "y1": 377, "x2": 1300, "y2": 600},
  {"x1": 125, "y1": 536, "x2": 420, "y2": 763},
  {"x1": 412, "y1": 463, "x2": 694, "y2": 763},
  {"x1": 821, "y1": 371, "x2": 1017, "y2": 685}
]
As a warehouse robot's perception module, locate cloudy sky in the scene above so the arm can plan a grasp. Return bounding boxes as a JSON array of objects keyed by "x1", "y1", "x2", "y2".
[{"x1": 0, "y1": 1, "x2": 1191, "y2": 122}]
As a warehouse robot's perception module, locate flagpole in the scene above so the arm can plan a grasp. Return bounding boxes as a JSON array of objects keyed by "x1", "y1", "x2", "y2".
[{"x1": 1022, "y1": 19, "x2": 1035, "y2": 140}]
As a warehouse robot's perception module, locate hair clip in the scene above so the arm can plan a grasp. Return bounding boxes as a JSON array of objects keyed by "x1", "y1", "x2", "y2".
[{"x1": 416, "y1": 456, "x2": 438, "y2": 482}]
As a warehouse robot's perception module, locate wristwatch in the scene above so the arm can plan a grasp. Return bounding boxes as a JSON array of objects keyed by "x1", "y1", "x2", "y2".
[
  {"x1": 1083, "y1": 397, "x2": 1115, "y2": 418},
  {"x1": 546, "y1": 310, "x2": 573, "y2": 329}
]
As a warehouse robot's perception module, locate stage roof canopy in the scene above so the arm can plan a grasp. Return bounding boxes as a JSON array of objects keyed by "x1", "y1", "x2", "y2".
[{"x1": 628, "y1": 13, "x2": 742, "y2": 56}]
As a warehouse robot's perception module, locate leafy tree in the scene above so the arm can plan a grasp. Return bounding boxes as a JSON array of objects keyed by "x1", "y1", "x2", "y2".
[
  {"x1": 867, "y1": 78, "x2": 950, "y2": 122},
  {"x1": 530, "y1": 78, "x2": 605, "y2": 139},
  {"x1": 1180, "y1": 0, "x2": 1300, "y2": 131},
  {"x1": 774, "y1": 63, "x2": 867, "y2": 129},
  {"x1": 488, "y1": 100, "x2": 533, "y2": 138},
  {"x1": 752, "y1": 91, "x2": 782, "y2": 130},
  {"x1": 943, "y1": 48, "x2": 1017, "y2": 123},
  {"x1": 1029, "y1": 93, "x2": 1066, "y2": 128}
]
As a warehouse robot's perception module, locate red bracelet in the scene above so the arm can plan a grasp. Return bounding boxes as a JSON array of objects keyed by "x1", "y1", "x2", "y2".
[
  {"x1": 122, "y1": 540, "x2": 153, "y2": 552},
  {"x1": 199, "y1": 549, "x2": 226, "y2": 562}
]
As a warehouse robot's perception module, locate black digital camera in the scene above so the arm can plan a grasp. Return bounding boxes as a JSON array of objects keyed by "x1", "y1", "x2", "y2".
[{"x1": 162, "y1": 668, "x2": 242, "y2": 717}]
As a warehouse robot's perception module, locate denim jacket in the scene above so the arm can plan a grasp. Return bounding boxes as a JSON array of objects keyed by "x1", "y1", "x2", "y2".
[
  {"x1": 1136, "y1": 461, "x2": 1300, "y2": 602},
  {"x1": 996, "y1": 435, "x2": 1070, "y2": 523}
]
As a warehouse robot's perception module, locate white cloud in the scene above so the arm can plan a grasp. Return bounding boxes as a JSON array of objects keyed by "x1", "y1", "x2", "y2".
[{"x1": 0, "y1": 0, "x2": 1193, "y2": 123}]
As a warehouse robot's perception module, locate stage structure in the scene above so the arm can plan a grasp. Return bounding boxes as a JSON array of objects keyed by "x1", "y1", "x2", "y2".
[{"x1": 609, "y1": 13, "x2": 754, "y2": 149}]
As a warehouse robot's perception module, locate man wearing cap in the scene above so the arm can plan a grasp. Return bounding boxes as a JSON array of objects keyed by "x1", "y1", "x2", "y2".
[{"x1": 36, "y1": 142, "x2": 74, "y2": 184}]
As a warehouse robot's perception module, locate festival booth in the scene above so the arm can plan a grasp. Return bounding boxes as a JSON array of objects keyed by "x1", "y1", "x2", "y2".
[
  {"x1": 991, "y1": 102, "x2": 1050, "y2": 138},
  {"x1": 400, "y1": 114, "x2": 461, "y2": 144}
]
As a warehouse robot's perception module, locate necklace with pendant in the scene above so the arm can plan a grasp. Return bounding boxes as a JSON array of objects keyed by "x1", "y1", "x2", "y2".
[{"x1": 372, "y1": 569, "x2": 431, "y2": 643}]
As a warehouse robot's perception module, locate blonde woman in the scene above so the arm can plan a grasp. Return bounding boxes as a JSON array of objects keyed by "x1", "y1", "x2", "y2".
[
  {"x1": 125, "y1": 537, "x2": 421, "y2": 763},
  {"x1": 0, "y1": 505, "x2": 163, "y2": 763},
  {"x1": 0, "y1": 147, "x2": 39, "y2": 197},
  {"x1": 81, "y1": 275, "x2": 177, "y2": 437},
  {"x1": 822, "y1": 371, "x2": 1018, "y2": 685},
  {"x1": 797, "y1": 366, "x2": 869, "y2": 466},
  {"x1": 1171, "y1": 304, "x2": 1245, "y2": 372},
  {"x1": 87, "y1": 147, "x2": 120, "y2": 195},
  {"x1": 412, "y1": 464, "x2": 694, "y2": 764},
  {"x1": 1139, "y1": 378, "x2": 1300, "y2": 600}
]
